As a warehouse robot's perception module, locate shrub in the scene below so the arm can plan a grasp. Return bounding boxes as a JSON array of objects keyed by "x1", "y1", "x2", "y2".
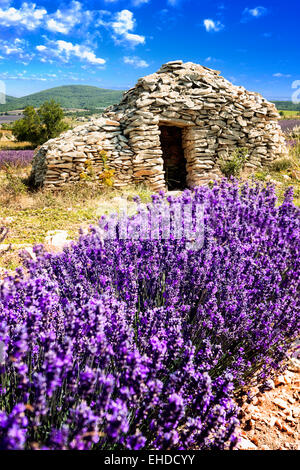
[
  {"x1": 271, "y1": 157, "x2": 293, "y2": 172},
  {"x1": 0, "y1": 123, "x2": 13, "y2": 131},
  {"x1": 12, "y1": 101, "x2": 69, "y2": 146},
  {"x1": 254, "y1": 171, "x2": 268, "y2": 181},
  {"x1": 79, "y1": 151, "x2": 115, "y2": 187},
  {"x1": 2, "y1": 165, "x2": 27, "y2": 197},
  {"x1": 0, "y1": 181, "x2": 299, "y2": 449},
  {"x1": 219, "y1": 148, "x2": 249, "y2": 178}
]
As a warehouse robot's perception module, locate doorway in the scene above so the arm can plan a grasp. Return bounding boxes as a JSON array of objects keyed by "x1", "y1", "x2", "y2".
[{"x1": 159, "y1": 125, "x2": 187, "y2": 190}]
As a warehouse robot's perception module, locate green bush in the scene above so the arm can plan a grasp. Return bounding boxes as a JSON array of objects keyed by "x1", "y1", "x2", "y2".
[
  {"x1": 254, "y1": 171, "x2": 268, "y2": 181},
  {"x1": 219, "y1": 148, "x2": 249, "y2": 178},
  {"x1": 271, "y1": 158, "x2": 293, "y2": 172},
  {"x1": 12, "y1": 100, "x2": 69, "y2": 146},
  {"x1": 3, "y1": 164, "x2": 28, "y2": 197},
  {"x1": 0, "y1": 123, "x2": 13, "y2": 131}
]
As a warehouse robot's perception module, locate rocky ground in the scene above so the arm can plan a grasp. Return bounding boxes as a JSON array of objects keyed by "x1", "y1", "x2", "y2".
[{"x1": 238, "y1": 354, "x2": 300, "y2": 450}]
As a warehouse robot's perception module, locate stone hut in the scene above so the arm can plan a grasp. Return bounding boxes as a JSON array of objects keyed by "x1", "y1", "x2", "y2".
[{"x1": 30, "y1": 61, "x2": 287, "y2": 191}]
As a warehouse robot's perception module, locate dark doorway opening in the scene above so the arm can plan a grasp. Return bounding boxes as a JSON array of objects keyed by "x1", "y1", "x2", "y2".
[{"x1": 159, "y1": 125, "x2": 187, "y2": 190}]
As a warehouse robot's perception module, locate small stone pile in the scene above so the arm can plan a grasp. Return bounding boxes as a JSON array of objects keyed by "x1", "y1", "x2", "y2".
[{"x1": 30, "y1": 61, "x2": 288, "y2": 191}]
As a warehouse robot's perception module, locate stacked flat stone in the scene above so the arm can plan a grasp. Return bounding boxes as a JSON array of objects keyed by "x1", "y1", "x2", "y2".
[{"x1": 30, "y1": 61, "x2": 288, "y2": 191}]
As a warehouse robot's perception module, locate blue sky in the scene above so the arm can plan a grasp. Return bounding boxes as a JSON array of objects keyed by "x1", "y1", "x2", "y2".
[{"x1": 0, "y1": 0, "x2": 299, "y2": 99}]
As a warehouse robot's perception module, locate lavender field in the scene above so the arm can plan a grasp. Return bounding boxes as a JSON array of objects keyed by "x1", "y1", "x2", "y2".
[
  {"x1": 0, "y1": 181, "x2": 299, "y2": 450},
  {"x1": 279, "y1": 119, "x2": 300, "y2": 134},
  {"x1": 0, "y1": 150, "x2": 34, "y2": 169}
]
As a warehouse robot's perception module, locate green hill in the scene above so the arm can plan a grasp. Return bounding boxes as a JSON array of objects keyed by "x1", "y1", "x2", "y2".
[
  {"x1": 0, "y1": 85, "x2": 125, "y2": 112},
  {"x1": 272, "y1": 101, "x2": 300, "y2": 111},
  {"x1": 0, "y1": 95, "x2": 17, "y2": 106}
]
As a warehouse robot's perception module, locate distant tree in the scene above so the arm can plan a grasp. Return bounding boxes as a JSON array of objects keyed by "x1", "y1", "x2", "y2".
[
  {"x1": 12, "y1": 106, "x2": 42, "y2": 145},
  {"x1": 273, "y1": 101, "x2": 300, "y2": 112},
  {"x1": 12, "y1": 100, "x2": 69, "y2": 146},
  {"x1": 38, "y1": 100, "x2": 69, "y2": 142}
]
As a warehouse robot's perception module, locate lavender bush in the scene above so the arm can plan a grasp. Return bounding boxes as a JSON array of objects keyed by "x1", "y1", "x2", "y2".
[
  {"x1": 0, "y1": 150, "x2": 34, "y2": 169},
  {"x1": 279, "y1": 119, "x2": 300, "y2": 134},
  {"x1": 0, "y1": 180, "x2": 299, "y2": 450}
]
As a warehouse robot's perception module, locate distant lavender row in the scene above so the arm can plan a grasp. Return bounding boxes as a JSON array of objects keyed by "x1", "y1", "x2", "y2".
[
  {"x1": 0, "y1": 150, "x2": 34, "y2": 169},
  {"x1": 279, "y1": 119, "x2": 300, "y2": 134},
  {"x1": 286, "y1": 139, "x2": 298, "y2": 148}
]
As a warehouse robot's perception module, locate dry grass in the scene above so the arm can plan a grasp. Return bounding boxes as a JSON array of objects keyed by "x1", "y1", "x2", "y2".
[
  {"x1": 0, "y1": 142, "x2": 33, "y2": 150},
  {"x1": 279, "y1": 110, "x2": 300, "y2": 119},
  {"x1": 0, "y1": 164, "x2": 152, "y2": 270},
  {"x1": 253, "y1": 139, "x2": 300, "y2": 205},
  {"x1": 0, "y1": 130, "x2": 33, "y2": 150}
]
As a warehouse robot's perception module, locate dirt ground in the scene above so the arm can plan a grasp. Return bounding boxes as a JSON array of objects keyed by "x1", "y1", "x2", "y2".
[{"x1": 238, "y1": 353, "x2": 300, "y2": 450}]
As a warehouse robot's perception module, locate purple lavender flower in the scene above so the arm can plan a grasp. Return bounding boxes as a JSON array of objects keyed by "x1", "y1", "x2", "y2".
[
  {"x1": 0, "y1": 150, "x2": 34, "y2": 169},
  {"x1": 0, "y1": 180, "x2": 299, "y2": 450}
]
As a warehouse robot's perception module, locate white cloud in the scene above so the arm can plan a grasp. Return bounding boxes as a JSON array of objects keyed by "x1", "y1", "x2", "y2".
[
  {"x1": 112, "y1": 10, "x2": 135, "y2": 35},
  {"x1": 46, "y1": 18, "x2": 68, "y2": 34},
  {"x1": 111, "y1": 10, "x2": 145, "y2": 46},
  {"x1": 273, "y1": 73, "x2": 291, "y2": 78},
  {"x1": 45, "y1": 1, "x2": 94, "y2": 34},
  {"x1": 132, "y1": 0, "x2": 150, "y2": 5},
  {"x1": 0, "y1": 38, "x2": 34, "y2": 65},
  {"x1": 249, "y1": 6, "x2": 267, "y2": 17},
  {"x1": 167, "y1": 0, "x2": 188, "y2": 6},
  {"x1": 203, "y1": 19, "x2": 224, "y2": 32},
  {"x1": 123, "y1": 33, "x2": 145, "y2": 45},
  {"x1": 123, "y1": 56, "x2": 149, "y2": 67},
  {"x1": 0, "y1": 38, "x2": 25, "y2": 55},
  {"x1": 0, "y1": 3, "x2": 145, "y2": 61},
  {"x1": 0, "y1": 71, "x2": 48, "y2": 81},
  {"x1": 205, "y1": 56, "x2": 219, "y2": 63},
  {"x1": 0, "y1": 70, "x2": 60, "y2": 81},
  {"x1": 105, "y1": 0, "x2": 150, "y2": 4},
  {"x1": 36, "y1": 39, "x2": 106, "y2": 66},
  {"x1": 0, "y1": 2, "x2": 47, "y2": 30},
  {"x1": 242, "y1": 6, "x2": 268, "y2": 22},
  {"x1": 0, "y1": 1, "x2": 93, "y2": 34}
]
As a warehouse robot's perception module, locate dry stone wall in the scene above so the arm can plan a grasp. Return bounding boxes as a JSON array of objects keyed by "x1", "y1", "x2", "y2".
[
  {"x1": 30, "y1": 61, "x2": 288, "y2": 191},
  {"x1": 31, "y1": 119, "x2": 134, "y2": 188}
]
